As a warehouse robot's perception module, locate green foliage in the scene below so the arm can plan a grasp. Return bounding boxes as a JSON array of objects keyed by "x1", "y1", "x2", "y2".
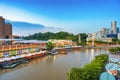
[
  {"x1": 78, "y1": 42, "x2": 87, "y2": 46},
  {"x1": 23, "y1": 31, "x2": 87, "y2": 45},
  {"x1": 67, "y1": 54, "x2": 108, "y2": 80},
  {"x1": 117, "y1": 40, "x2": 120, "y2": 44},
  {"x1": 112, "y1": 38, "x2": 118, "y2": 42},
  {"x1": 46, "y1": 42, "x2": 55, "y2": 50},
  {"x1": 95, "y1": 40, "x2": 108, "y2": 44},
  {"x1": 88, "y1": 40, "x2": 109, "y2": 45},
  {"x1": 112, "y1": 38, "x2": 120, "y2": 44},
  {"x1": 24, "y1": 31, "x2": 77, "y2": 41},
  {"x1": 78, "y1": 33, "x2": 88, "y2": 46},
  {"x1": 109, "y1": 47, "x2": 120, "y2": 54},
  {"x1": 80, "y1": 33, "x2": 88, "y2": 42}
]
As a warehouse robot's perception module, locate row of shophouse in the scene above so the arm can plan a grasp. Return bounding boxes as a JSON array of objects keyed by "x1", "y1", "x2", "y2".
[
  {"x1": 0, "y1": 40, "x2": 47, "y2": 58},
  {"x1": 0, "y1": 39, "x2": 76, "y2": 58},
  {"x1": 48, "y1": 39, "x2": 77, "y2": 49}
]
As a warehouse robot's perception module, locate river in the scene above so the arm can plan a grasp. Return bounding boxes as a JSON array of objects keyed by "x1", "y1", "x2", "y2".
[{"x1": 0, "y1": 48, "x2": 109, "y2": 80}]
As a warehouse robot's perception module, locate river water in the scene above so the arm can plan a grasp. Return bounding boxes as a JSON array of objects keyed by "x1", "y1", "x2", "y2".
[{"x1": 0, "y1": 48, "x2": 109, "y2": 80}]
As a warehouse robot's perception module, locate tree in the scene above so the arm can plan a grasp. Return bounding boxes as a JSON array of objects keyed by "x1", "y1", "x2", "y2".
[
  {"x1": 80, "y1": 33, "x2": 88, "y2": 42},
  {"x1": 112, "y1": 38, "x2": 118, "y2": 44},
  {"x1": 23, "y1": 31, "x2": 88, "y2": 45},
  {"x1": 109, "y1": 47, "x2": 120, "y2": 54},
  {"x1": 46, "y1": 42, "x2": 55, "y2": 50},
  {"x1": 67, "y1": 54, "x2": 108, "y2": 80}
]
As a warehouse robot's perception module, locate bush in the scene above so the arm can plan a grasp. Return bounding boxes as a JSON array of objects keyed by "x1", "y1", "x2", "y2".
[
  {"x1": 46, "y1": 41, "x2": 55, "y2": 50},
  {"x1": 109, "y1": 47, "x2": 120, "y2": 54},
  {"x1": 67, "y1": 54, "x2": 108, "y2": 80}
]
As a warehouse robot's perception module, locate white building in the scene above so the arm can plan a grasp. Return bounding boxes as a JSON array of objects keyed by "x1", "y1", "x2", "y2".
[
  {"x1": 118, "y1": 33, "x2": 120, "y2": 40},
  {"x1": 101, "y1": 28, "x2": 107, "y2": 38},
  {"x1": 111, "y1": 21, "x2": 117, "y2": 34}
]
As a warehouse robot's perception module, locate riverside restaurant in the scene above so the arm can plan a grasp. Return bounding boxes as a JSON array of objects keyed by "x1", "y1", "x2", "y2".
[{"x1": 0, "y1": 39, "x2": 47, "y2": 68}]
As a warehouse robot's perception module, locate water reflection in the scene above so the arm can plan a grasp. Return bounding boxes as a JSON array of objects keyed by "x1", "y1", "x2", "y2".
[
  {"x1": 53, "y1": 55, "x2": 57, "y2": 61},
  {"x1": 46, "y1": 55, "x2": 54, "y2": 64},
  {"x1": 0, "y1": 48, "x2": 108, "y2": 80},
  {"x1": 91, "y1": 48, "x2": 94, "y2": 54},
  {"x1": 85, "y1": 49, "x2": 89, "y2": 53},
  {"x1": 91, "y1": 49, "x2": 94, "y2": 61}
]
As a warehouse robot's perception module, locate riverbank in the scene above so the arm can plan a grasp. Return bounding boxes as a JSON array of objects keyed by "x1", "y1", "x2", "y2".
[
  {"x1": 83, "y1": 45, "x2": 120, "y2": 49},
  {"x1": 0, "y1": 48, "x2": 108, "y2": 80},
  {"x1": 0, "y1": 46, "x2": 82, "y2": 69},
  {"x1": 67, "y1": 54, "x2": 108, "y2": 80},
  {"x1": 55, "y1": 46, "x2": 82, "y2": 54},
  {"x1": 0, "y1": 50, "x2": 48, "y2": 69}
]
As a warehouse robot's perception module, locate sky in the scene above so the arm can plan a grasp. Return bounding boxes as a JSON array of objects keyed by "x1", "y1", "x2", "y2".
[{"x1": 0, "y1": 0, "x2": 120, "y2": 35}]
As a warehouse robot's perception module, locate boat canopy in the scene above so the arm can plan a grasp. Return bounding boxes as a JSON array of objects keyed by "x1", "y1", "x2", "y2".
[
  {"x1": 109, "y1": 54, "x2": 120, "y2": 63},
  {"x1": 99, "y1": 72, "x2": 116, "y2": 80},
  {"x1": 105, "y1": 63, "x2": 120, "y2": 71}
]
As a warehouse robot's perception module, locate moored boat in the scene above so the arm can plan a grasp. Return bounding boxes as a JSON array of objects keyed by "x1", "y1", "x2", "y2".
[
  {"x1": 49, "y1": 49, "x2": 59, "y2": 55},
  {"x1": 1, "y1": 59, "x2": 26, "y2": 69},
  {"x1": 99, "y1": 72, "x2": 116, "y2": 80}
]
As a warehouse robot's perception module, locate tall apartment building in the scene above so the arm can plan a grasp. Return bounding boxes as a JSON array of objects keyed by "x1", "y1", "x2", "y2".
[
  {"x1": 101, "y1": 28, "x2": 107, "y2": 37},
  {"x1": 0, "y1": 17, "x2": 5, "y2": 38},
  {"x1": 111, "y1": 21, "x2": 117, "y2": 34},
  {"x1": 0, "y1": 16, "x2": 12, "y2": 38},
  {"x1": 5, "y1": 23, "x2": 12, "y2": 38}
]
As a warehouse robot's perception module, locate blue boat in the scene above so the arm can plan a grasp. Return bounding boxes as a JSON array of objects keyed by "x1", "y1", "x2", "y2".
[
  {"x1": 99, "y1": 72, "x2": 116, "y2": 80},
  {"x1": 1, "y1": 59, "x2": 28, "y2": 69}
]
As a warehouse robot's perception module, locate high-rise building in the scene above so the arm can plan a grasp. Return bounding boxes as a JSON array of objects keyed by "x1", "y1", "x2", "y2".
[
  {"x1": 95, "y1": 31, "x2": 102, "y2": 38},
  {"x1": 118, "y1": 33, "x2": 120, "y2": 40},
  {"x1": 111, "y1": 21, "x2": 117, "y2": 34},
  {"x1": 0, "y1": 17, "x2": 5, "y2": 38},
  {"x1": 0, "y1": 16, "x2": 12, "y2": 38},
  {"x1": 5, "y1": 23, "x2": 12, "y2": 38},
  {"x1": 117, "y1": 27, "x2": 119, "y2": 33},
  {"x1": 107, "y1": 29, "x2": 110, "y2": 34},
  {"x1": 101, "y1": 28, "x2": 107, "y2": 38}
]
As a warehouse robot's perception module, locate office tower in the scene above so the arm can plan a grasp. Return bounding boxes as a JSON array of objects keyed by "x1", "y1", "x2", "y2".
[
  {"x1": 117, "y1": 27, "x2": 119, "y2": 33},
  {"x1": 111, "y1": 21, "x2": 117, "y2": 34},
  {"x1": 101, "y1": 28, "x2": 107, "y2": 38}
]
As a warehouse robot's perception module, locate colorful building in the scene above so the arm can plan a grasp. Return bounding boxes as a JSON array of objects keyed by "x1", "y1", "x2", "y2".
[
  {"x1": 49, "y1": 39, "x2": 76, "y2": 49},
  {"x1": 0, "y1": 40, "x2": 47, "y2": 58}
]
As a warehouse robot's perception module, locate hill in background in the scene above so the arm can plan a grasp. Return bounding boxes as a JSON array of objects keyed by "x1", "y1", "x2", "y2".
[{"x1": 5, "y1": 20, "x2": 65, "y2": 36}]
